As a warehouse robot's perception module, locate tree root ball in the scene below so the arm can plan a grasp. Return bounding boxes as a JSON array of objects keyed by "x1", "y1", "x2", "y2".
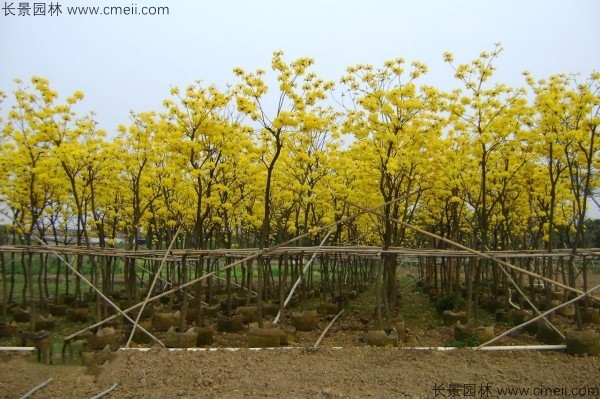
[
  {"x1": 495, "y1": 309, "x2": 513, "y2": 323},
  {"x1": 216, "y1": 313, "x2": 244, "y2": 333},
  {"x1": 318, "y1": 302, "x2": 339, "y2": 315},
  {"x1": 279, "y1": 325, "x2": 297, "y2": 345},
  {"x1": 453, "y1": 322, "x2": 495, "y2": 344},
  {"x1": 10, "y1": 307, "x2": 31, "y2": 323},
  {"x1": 262, "y1": 303, "x2": 280, "y2": 317},
  {"x1": 511, "y1": 309, "x2": 532, "y2": 324},
  {"x1": 236, "y1": 306, "x2": 258, "y2": 323},
  {"x1": 580, "y1": 308, "x2": 600, "y2": 325},
  {"x1": 164, "y1": 326, "x2": 198, "y2": 348},
  {"x1": 48, "y1": 304, "x2": 68, "y2": 317},
  {"x1": 291, "y1": 310, "x2": 318, "y2": 331},
  {"x1": 0, "y1": 322, "x2": 17, "y2": 338},
  {"x1": 201, "y1": 304, "x2": 220, "y2": 318},
  {"x1": 557, "y1": 305, "x2": 576, "y2": 317},
  {"x1": 365, "y1": 329, "x2": 398, "y2": 347},
  {"x1": 248, "y1": 323, "x2": 283, "y2": 348},
  {"x1": 33, "y1": 314, "x2": 56, "y2": 332},
  {"x1": 391, "y1": 319, "x2": 407, "y2": 343},
  {"x1": 66, "y1": 307, "x2": 89, "y2": 323},
  {"x1": 194, "y1": 324, "x2": 214, "y2": 346},
  {"x1": 536, "y1": 320, "x2": 564, "y2": 345},
  {"x1": 453, "y1": 322, "x2": 473, "y2": 341},
  {"x1": 152, "y1": 311, "x2": 180, "y2": 331},
  {"x1": 474, "y1": 326, "x2": 495, "y2": 344},
  {"x1": 443, "y1": 310, "x2": 468, "y2": 326},
  {"x1": 87, "y1": 327, "x2": 118, "y2": 350},
  {"x1": 127, "y1": 320, "x2": 153, "y2": 344},
  {"x1": 565, "y1": 329, "x2": 600, "y2": 356}
]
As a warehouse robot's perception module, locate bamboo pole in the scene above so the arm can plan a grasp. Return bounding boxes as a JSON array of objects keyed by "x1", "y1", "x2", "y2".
[
  {"x1": 0, "y1": 347, "x2": 36, "y2": 352},
  {"x1": 124, "y1": 227, "x2": 180, "y2": 348},
  {"x1": 476, "y1": 284, "x2": 600, "y2": 350},
  {"x1": 399, "y1": 345, "x2": 567, "y2": 351},
  {"x1": 117, "y1": 344, "x2": 566, "y2": 352},
  {"x1": 310, "y1": 309, "x2": 345, "y2": 351},
  {"x1": 19, "y1": 378, "x2": 52, "y2": 399},
  {"x1": 64, "y1": 191, "x2": 423, "y2": 341},
  {"x1": 343, "y1": 200, "x2": 600, "y2": 302},
  {"x1": 20, "y1": 226, "x2": 164, "y2": 347},
  {"x1": 90, "y1": 383, "x2": 119, "y2": 399},
  {"x1": 274, "y1": 227, "x2": 335, "y2": 324}
]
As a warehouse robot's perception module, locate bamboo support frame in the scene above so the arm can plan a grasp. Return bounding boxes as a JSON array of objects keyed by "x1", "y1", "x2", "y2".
[
  {"x1": 476, "y1": 284, "x2": 600, "y2": 349},
  {"x1": 64, "y1": 192, "x2": 422, "y2": 341},
  {"x1": 2, "y1": 192, "x2": 598, "y2": 349},
  {"x1": 23, "y1": 230, "x2": 164, "y2": 347},
  {"x1": 343, "y1": 200, "x2": 600, "y2": 302},
  {"x1": 124, "y1": 227, "x2": 180, "y2": 348},
  {"x1": 274, "y1": 227, "x2": 335, "y2": 324}
]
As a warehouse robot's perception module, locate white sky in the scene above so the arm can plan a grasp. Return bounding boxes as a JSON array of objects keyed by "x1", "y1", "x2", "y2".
[
  {"x1": 1, "y1": 0, "x2": 599, "y2": 132},
  {"x1": 0, "y1": 0, "x2": 599, "y2": 218}
]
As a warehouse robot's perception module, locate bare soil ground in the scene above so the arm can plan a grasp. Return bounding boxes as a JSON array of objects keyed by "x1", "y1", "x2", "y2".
[
  {"x1": 1, "y1": 274, "x2": 599, "y2": 398},
  {"x1": 1, "y1": 346, "x2": 599, "y2": 399}
]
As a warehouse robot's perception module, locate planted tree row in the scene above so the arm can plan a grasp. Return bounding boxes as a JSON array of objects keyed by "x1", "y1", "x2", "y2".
[{"x1": 0, "y1": 45, "x2": 599, "y2": 327}]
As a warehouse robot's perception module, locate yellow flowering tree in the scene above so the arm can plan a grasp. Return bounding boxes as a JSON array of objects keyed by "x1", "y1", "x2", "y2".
[
  {"x1": 444, "y1": 44, "x2": 530, "y2": 324},
  {"x1": 115, "y1": 111, "x2": 165, "y2": 303},
  {"x1": 161, "y1": 82, "x2": 253, "y2": 249},
  {"x1": 234, "y1": 50, "x2": 334, "y2": 326},
  {"x1": 341, "y1": 58, "x2": 442, "y2": 321}
]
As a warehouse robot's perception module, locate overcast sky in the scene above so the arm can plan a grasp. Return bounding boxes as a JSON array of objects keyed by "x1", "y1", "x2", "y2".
[{"x1": 1, "y1": 0, "x2": 599, "y2": 132}]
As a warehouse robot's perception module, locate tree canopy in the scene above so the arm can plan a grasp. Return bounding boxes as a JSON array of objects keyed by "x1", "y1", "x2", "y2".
[{"x1": 1, "y1": 47, "x2": 599, "y2": 253}]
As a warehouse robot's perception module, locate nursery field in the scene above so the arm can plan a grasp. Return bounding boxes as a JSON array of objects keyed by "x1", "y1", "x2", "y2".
[
  {"x1": 1, "y1": 259, "x2": 599, "y2": 398},
  {"x1": 1, "y1": 46, "x2": 600, "y2": 398}
]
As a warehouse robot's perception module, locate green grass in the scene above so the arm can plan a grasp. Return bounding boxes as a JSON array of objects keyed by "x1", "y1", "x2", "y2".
[{"x1": 400, "y1": 285, "x2": 445, "y2": 329}]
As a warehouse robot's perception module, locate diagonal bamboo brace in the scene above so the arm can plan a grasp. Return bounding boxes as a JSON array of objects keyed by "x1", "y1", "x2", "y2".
[{"x1": 343, "y1": 199, "x2": 600, "y2": 302}]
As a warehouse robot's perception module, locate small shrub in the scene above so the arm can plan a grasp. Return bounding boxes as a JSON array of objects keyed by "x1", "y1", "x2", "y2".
[
  {"x1": 444, "y1": 335, "x2": 479, "y2": 348},
  {"x1": 436, "y1": 293, "x2": 465, "y2": 313}
]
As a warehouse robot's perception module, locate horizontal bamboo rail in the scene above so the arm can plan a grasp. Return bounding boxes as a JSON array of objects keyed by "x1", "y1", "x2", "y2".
[
  {"x1": 63, "y1": 192, "x2": 422, "y2": 341},
  {"x1": 0, "y1": 244, "x2": 598, "y2": 260},
  {"x1": 343, "y1": 200, "x2": 600, "y2": 302}
]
